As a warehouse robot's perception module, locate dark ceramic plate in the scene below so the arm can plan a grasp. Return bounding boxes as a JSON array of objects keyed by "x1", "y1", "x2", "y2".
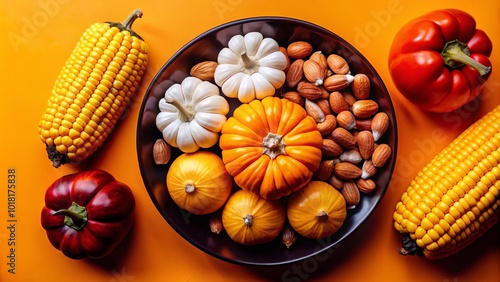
[{"x1": 136, "y1": 17, "x2": 397, "y2": 266}]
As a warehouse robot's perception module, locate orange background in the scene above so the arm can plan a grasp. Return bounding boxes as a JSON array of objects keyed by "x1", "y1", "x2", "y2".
[{"x1": 1, "y1": 0, "x2": 499, "y2": 281}]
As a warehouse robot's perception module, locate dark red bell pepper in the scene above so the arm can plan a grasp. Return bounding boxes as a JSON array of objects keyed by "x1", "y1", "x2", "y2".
[
  {"x1": 388, "y1": 9, "x2": 492, "y2": 112},
  {"x1": 41, "y1": 169, "x2": 135, "y2": 259}
]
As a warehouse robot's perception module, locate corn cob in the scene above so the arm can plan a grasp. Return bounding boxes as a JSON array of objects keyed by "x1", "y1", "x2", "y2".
[
  {"x1": 393, "y1": 105, "x2": 500, "y2": 259},
  {"x1": 38, "y1": 9, "x2": 148, "y2": 167}
]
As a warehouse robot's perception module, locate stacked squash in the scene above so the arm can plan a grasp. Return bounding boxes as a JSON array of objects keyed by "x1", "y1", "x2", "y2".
[{"x1": 155, "y1": 32, "x2": 388, "y2": 246}]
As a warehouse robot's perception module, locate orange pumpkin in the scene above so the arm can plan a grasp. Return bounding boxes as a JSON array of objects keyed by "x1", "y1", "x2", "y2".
[
  {"x1": 166, "y1": 151, "x2": 232, "y2": 215},
  {"x1": 287, "y1": 181, "x2": 347, "y2": 239},
  {"x1": 219, "y1": 96, "x2": 323, "y2": 200},
  {"x1": 222, "y1": 189, "x2": 285, "y2": 245}
]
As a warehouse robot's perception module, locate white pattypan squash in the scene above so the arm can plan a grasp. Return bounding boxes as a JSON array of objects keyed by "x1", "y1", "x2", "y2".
[
  {"x1": 156, "y1": 77, "x2": 229, "y2": 153},
  {"x1": 214, "y1": 32, "x2": 287, "y2": 103}
]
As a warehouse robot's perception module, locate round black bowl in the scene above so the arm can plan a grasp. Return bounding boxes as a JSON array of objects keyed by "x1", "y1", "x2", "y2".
[{"x1": 136, "y1": 17, "x2": 397, "y2": 266}]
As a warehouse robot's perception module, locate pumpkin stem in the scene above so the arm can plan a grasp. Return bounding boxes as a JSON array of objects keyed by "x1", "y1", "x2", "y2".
[
  {"x1": 243, "y1": 214, "x2": 253, "y2": 227},
  {"x1": 240, "y1": 51, "x2": 259, "y2": 74},
  {"x1": 164, "y1": 97, "x2": 195, "y2": 122},
  {"x1": 185, "y1": 183, "x2": 195, "y2": 193},
  {"x1": 316, "y1": 211, "x2": 329, "y2": 222},
  {"x1": 261, "y1": 132, "x2": 286, "y2": 159}
]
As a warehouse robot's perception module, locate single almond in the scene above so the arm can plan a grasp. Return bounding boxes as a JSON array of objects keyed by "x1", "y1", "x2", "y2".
[
  {"x1": 323, "y1": 74, "x2": 354, "y2": 92},
  {"x1": 372, "y1": 143, "x2": 392, "y2": 167},
  {"x1": 328, "y1": 174, "x2": 344, "y2": 190},
  {"x1": 321, "y1": 138, "x2": 343, "y2": 157},
  {"x1": 342, "y1": 91, "x2": 357, "y2": 107},
  {"x1": 305, "y1": 99, "x2": 325, "y2": 123},
  {"x1": 279, "y1": 47, "x2": 291, "y2": 73},
  {"x1": 153, "y1": 138, "x2": 171, "y2": 165},
  {"x1": 209, "y1": 213, "x2": 224, "y2": 234},
  {"x1": 336, "y1": 111, "x2": 356, "y2": 130},
  {"x1": 339, "y1": 148, "x2": 363, "y2": 164},
  {"x1": 303, "y1": 59, "x2": 325, "y2": 86},
  {"x1": 355, "y1": 118, "x2": 372, "y2": 131},
  {"x1": 281, "y1": 91, "x2": 304, "y2": 106},
  {"x1": 352, "y1": 99, "x2": 379, "y2": 118},
  {"x1": 361, "y1": 160, "x2": 377, "y2": 179},
  {"x1": 287, "y1": 41, "x2": 313, "y2": 59},
  {"x1": 316, "y1": 99, "x2": 331, "y2": 116},
  {"x1": 356, "y1": 178, "x2": 377, "y2": 193},
  {"x1": 286, "y1": 59, "x2": 304, "y2": 88},
  {"x1": 342, "y1": 180, "x2": 360, "y2": 206},
  {"x1": 331, "y1": 127, "x2": 357, "y2": 149},
  {"x1": 190, "y1": 61, "x2": 218, "y2": 81},
  {"x1": 314, "y1": 159, "x2": 336, "y2": 181},
  {"x1": 371, "y1": 112, "x2": 389, "y2": 142},
  {"x1": 282, "y1": 224, "x2": 297, "y2": 249},
  {"x1": 310, "y1": 51, "x2": 328, "y2": 78},
  {"x1": 352, "y1": 73, "x2": 371, "y2": 100},
  {"x1": 317, "y1": 114, "x2": 337, "y2": 136},
  {"x1": 326, "y1": 54, "x2": 350, "y2": 75},
  {"x1": 329, "y1": 91, "x2": 349, "y2": 114},
  {"x1": 334, "y1": 162, "x2": 362, "y2": 180},
  {"x1": 297, "y1": 81, "x2": 325, "y2": 100},
  {"x1": 357, "y1": 130, "x2": 375, "y2": 159}
]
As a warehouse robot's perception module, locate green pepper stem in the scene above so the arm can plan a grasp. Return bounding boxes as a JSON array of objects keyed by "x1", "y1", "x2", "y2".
[
  {"x1": 441, "y1": 40, "x2": 491, "y2": 76},
  {"x1": 53, "y1": 202, "x2": 88, "y2": 231}
]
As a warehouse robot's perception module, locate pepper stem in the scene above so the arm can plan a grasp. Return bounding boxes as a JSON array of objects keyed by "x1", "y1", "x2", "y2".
[
  {"x1": 441, "y1": 40, "x2": 491, "y2": 76},
  {"x1": 53, "y1": 202, "x2": 88, "y2": 231},
  {"x1": 164, "y1": 97, "x2": 195, "y2": 122}
]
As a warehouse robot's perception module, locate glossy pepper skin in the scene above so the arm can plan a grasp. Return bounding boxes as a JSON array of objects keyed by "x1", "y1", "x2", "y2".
[
  {"x1": 388, "y1": 9, "x2": 492, "y2": 112},
  {"x1": 41, "y1": 169, "x2": 135, "y2": 260}
]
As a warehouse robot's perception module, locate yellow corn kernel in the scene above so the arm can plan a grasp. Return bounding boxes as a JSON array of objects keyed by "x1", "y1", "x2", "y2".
[
  {"x1": 394, "y1": 105, "x2": 500, "y2": 259},
  {"x1": 38, "y1": 10, "x2": 148, "y2": 167}
]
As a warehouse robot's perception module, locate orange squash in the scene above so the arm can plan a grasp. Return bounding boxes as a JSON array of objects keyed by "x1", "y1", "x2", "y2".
[
  {"x1": 166, "y1": 151, "x2": 232, "y2": 215},
  {"x1": 219, "y1": 96, "x2": 323, "y2": 200},
  {"x1": 222, "y1": 189, "x2": 285, "y2": 245},
  {"x1": 287, "y1": 181, "x2": 347, "y2": 239}
]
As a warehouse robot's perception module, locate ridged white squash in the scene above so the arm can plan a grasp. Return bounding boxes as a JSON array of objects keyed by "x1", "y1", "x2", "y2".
[
  {"x1": 156, "y1": 77, "x2": 229, "y2": 153},
  {"x1": 214, "y1": 32, "x2": 287, "y2": 103}
]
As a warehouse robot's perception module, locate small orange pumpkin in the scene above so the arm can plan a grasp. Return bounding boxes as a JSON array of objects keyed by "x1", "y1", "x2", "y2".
[
  {"x1": 287, "y1": 181, "x2": 347, "y2": 239},
  {"x1": 166, "y1": 150, "x2": 232, "y2": 215},
  {"x1": 222, "y1": 189, "x2": 285, "y2": 245},
  {"x1": 219, "y1": 96, "x2": 323, "y2": 200}
]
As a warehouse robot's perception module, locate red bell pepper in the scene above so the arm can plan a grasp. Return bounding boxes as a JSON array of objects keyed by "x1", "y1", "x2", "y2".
[
  {"x1": 41, "y1": 169, "x2": 135, "y2": 259},
  {"x1": 388, "y1": 9, "x2": 492, "y2": 112}
]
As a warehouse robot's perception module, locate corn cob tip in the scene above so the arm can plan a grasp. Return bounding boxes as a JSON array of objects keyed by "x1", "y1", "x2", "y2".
[
  {"x1": 397, "y1": 233, "x2": 424, "y2": 257},
  {"x1": 46, "y1": 145, "x2": 69, "y2": 168}
]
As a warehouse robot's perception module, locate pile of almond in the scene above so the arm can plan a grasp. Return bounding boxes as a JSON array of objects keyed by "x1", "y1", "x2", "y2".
[{"x1": 279, "y1": 41, "x2": 392, "y2": 207}]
